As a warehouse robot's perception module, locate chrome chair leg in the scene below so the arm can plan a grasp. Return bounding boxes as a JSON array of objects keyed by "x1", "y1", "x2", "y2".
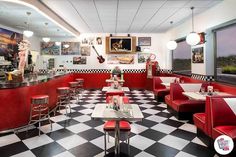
[{"x1": 104, "y1": 133, "x2": 107, "y2": 155}]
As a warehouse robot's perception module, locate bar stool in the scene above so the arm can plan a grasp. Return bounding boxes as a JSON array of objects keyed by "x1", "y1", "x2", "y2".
[
  {"x1": 28, "y1": 95, "x2": 52, "y2": 136},
  {"x1": 55, "y1": 87, "x2": 71, "y2": 117},
  {"x1": 69, "y1": 81, "x2": 79, "y2": 100},
  {"x1": 76, "y1": 78, "x2": 84, "y2": 101}
]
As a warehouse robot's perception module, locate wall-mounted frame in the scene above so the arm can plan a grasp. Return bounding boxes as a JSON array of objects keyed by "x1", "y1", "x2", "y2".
[
  {"x1": 192, "y1": 46, "x2": 204, "y2": 63},
  {"x1": 138, "y1": 37, "x2": 151, "y2": 46},
  {"x1": 105, "y1": 36, "x2": 136, "y2": 54},
  {"x1": 41, "y1": 42, "x2": 60, "y2": 55}
]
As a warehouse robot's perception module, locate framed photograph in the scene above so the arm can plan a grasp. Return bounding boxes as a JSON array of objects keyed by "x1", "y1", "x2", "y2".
[
  {"x1": 73, "y1": 56, "x2": 86, "y2": 64},
  {"x1": 96, "y1": 37, "x2": 102, "y2": 45},
  {"x1": 81, "y1": 38, "x2": 88, "y2": 45},
  {"x1": 41, "y1": 42, "x2": 60, "y2": 55},
  {"x1": 138, "y1": 37, "x2": 151, "y2": 46},
  {"x1": 80, "y1": 46, "x2": 91, "y2": 56},
  {"x1": 107, "y1": 54, "x2": 134, "y2": 64},
  {"x1": 192, "y1": 46, "x2": 204, "y2": 63},
  {"x1": 61, "y1": 42, "x2": 80, "y2": 55},
  {"x1": 138, "y1": 53, "x2": 150, "y2": 63}
]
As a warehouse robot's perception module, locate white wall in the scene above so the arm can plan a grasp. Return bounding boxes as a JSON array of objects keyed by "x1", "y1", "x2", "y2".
[
  {"x1": 165, "y1": 0, "x2": 236, "y2": 75},
  {"x1": 38, "y1": 33, "x2": 168, "y2": 70}
]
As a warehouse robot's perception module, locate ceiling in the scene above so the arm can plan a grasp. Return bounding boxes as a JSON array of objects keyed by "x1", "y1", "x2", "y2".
[
  {"x1": 40, "y1": 0, "x2": 223, "y2": 33},
  {"x1": 0, "y1": 0, "x2": 223, "y2": 37}
]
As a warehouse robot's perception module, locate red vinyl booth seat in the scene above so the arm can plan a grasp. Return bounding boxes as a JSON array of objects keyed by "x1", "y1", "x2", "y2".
[
  {"x1": 193, "y1": 113, "x2": 206, "y2": 133},
  {"x1": 106, "y1": 96, "x2": 129, "y2": 104},
  {"x1": 153, "y1": 77, "x2": 176, "y2": 102},
  {"x1": 210, "y1": 96, "x2": 236, "y2": 141}
]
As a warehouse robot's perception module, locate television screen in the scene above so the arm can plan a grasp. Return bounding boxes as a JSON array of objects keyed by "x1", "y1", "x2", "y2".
[{"x1": 109, "y1": 37, "x2": 132, "y2": 52}]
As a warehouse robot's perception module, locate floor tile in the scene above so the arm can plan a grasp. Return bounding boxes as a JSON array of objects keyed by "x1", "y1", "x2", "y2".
[
  {"x1": 191, "y1": 137, "x2": 207, "y2": 147},
  {"x1": 0, "y1": 141, "x2": 29, "y2": 157},
  {"x1": 78, "y1": 108, "x2": 94, "y2": 114},
  {"x1": 130, "y1": 135, "x2": 156, "y2": 150},
  {"x1": 31, "y1": 142, "x2": 66, "y2": 157},
  {"x1": 139, "y1": 129, "x2": 167, "y2": 141},
  {"x1": 170, "y1": 129, "x2": 197, "y2": 141},
  {"x1": 135, "y1": 119, "x2": 157, "y2": 128},
  {"x1": 146, "y1": 115, "x2": 167, "y2": 123},
  {"x1": 23, "y1": 134, "x2": 54, "y2": 149},
  {"x1": 52, "y1": 151, "x2": 75, "y2": 157},
  {"x1": 139, "y1": 104, "x2": 155, "y2": 109},
  {"x1": 46, "y1": 129, "x2": 74, "y2": 141},
  {"x1": 10, "y1": 150, "x2": 36, "y2": 157},
  {"x1": 162, "y1": 119, "x2": 185, "y2": 128},
  {"x1": 56, "y1": 134, "x2": 87, "y2": 150},
  {"x1": 175, "y1": 151, "x2": 197, "y2": 157},
  {"x1": 145, "y1": 142, "x2": 179, "y2": 157},
  {"x1": 158, "y1": 135, "x2": 190, "y2": 150},
  {"x1": 50, "y1": 115, "x2": 70, "y2": 122},
  {"x1": 156, "y1": 112, "x2": 172, "y2": 118},
  {"x1": 142, "y1": 108, "x2": 160, "y2": 115},
  {"x1": 182, "y1": 142, "x2": 215, "y2": 157},
  {"x1": 73, "y1": 115, "x2": 91, "y2": 122},
  {"x1": 0, "y1": 134, "x2": 21, "y2": 147},
  {"x1": 66, "y1": 123, "x2": 91, "y2": 134},
  {"x1": 78, "y1": 129, "x2": 104, "y2": 141},
  {"x1": 16, "y1": 128, "x2": 42, "y2": 140},
  {"x1": 39, "y1": 123, "x2": 63, "y2": 134},
  {"x1": 151, "y1": 123, "x2": 177, "y2": 134},
  {"x1": 130, "y1": 123, "x2": 148, "y2": 134},
  {"x1": 134, "y1": 151, "x2": 155, "y2": 157},
  {"x1": 69, "y1": 142, "x2": 103, "y2": 157},
  {"x1": 179, "y1": 123, "x2": 197, "y2": 133},
  {"x1": 57, "y1": 119, "x2": 80, "y2": 127},
  {"x1": 84, "y1": 119, "x2": 104, "y2": 128}
]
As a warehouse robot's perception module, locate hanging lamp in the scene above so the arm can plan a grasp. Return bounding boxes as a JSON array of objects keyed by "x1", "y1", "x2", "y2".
[
  {"x1": 166, "y1": 21, "x2": 177, "y2": 50},
  {"x1": 186, "y1": 7, "x2": 200, "y2": 46},
  {"x1": 42, "y1": 22, "x2": 50, "y2": 42},
  {"x1": 23, "y1": 12, "x2": 34, "y2": 38}
]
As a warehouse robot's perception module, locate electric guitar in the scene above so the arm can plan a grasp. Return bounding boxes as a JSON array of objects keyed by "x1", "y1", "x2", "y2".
[{"x1": 92, "y1": 45, "x2": 105, "y2": 63}]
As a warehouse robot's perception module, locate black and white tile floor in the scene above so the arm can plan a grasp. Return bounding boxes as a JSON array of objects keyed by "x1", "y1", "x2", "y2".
[{"x1": 0, "y1": 89, "x2": 219, "y2": 157}]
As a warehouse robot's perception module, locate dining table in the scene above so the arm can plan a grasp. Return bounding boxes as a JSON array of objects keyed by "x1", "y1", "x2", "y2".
[
  {"x1": 183, "y1": 91, "x2": 231, "y2": 101},
  {"x1": 102, "y1": 86, "x2": 130, "y2": 92}
]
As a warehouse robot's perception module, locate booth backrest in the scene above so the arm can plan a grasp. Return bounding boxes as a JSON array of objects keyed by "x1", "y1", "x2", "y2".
[
  {"x1": 153, "y1": 77, "x2": 176, "y2": 90},
  {"x1": 170, "y1": 83, "x2": 207, "y2": 101},
  {"x1": 210, "y1": 96, "x2": 236, "y2": 127}
]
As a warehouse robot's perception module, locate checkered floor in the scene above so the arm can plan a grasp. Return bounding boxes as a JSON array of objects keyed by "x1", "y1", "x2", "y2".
[{"x1": 0, "y1": 89, "x2": 218, "y2": 157}]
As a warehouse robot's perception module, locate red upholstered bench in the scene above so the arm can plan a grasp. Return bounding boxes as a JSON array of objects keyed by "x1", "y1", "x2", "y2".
[
  {"x1": 166, "y1": 83, "x2": 207, "y2": 120},
  {"x1": 106, "y1": 91, "x2": 125, "y2": 99},
  {"x1": 153, "y1": 77, "x2": 176, "y2": 102}
]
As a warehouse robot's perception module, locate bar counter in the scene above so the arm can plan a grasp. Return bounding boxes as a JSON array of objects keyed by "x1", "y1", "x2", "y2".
[{"x1": 0, "y1": 73, "x2": 75, "y2": 132}]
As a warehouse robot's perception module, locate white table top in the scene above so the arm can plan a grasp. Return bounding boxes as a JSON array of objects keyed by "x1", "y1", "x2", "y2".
[
  {"x1": 102, "y1": 86, "x2": 130, "y2": 92},
  {"x1": 183, "y1": 92, "x2": 231, "y2": 101},
  {"x1": 106, "y1": 79, "x2": 125, "y2": 83},
  {"x1": 91, "y1": 103, "x2": 144, "y2": 122},
  {"x1": 161, "y1": 83, "x2": 170, "y2": 87}
]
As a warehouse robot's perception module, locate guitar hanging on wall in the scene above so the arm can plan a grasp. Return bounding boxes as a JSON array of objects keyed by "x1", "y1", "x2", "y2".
[{"x1": 92, "y1": 45, "x2": 105, "y2": 63}]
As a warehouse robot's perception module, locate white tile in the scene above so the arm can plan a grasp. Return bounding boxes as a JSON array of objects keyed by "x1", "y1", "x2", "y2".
[
  {"x1": 52, "y1": 151, "x2": 76, "y2": 157},
  {"x1": 23, "y1": 134, "x2": 53, "y2": 149},
  {"x1": 58, "y1": 109, "x2": 76, "y2": 115},
  {"x1": 135, "y1": 151, "x2": 155, "y2": 157},
  {"x1": 142, "y1": 109, "x2": 160, "y2": 115},
  {"x1": 146, "y1": 115, "x2": 167, "y2": 123},
  {"x1": 73, "y1": 115, "x2": 91, "y2": 122},
  {"x1": 158, "y1": 135, "x2": 189, "y2": 150},
  {"x1": 66, "y1": 123, "x2": 91, "y2": 133},
  {"x1": 179, "y1": 123, "x2": 197, "y2": 133},
  {"x1": 169, "y1": 116, "x2": 188, "y2": 123},
  {"x1": 157, "y1": 103, "x2": 167, "y2": 108},
  {"x1": 78, "y1": 108, "x2": 94, "y2": 114},
  {"x1": 136, "y1": 100, "x2": 150, "y2": 103},
  {"x1": 39, "y1": 123, "x2": 63, "y2": 133},
  {"x1": 57, "y1": 135, "x2": 87, "y2": 150},
  {"x1": 11, "y1": 150, "x2": 36, "y2": 157},
  {"x1": 90, "y1": 136, "x2": 114, "y2": 150},
  {"x1": 94, "y1": 152, "x2": 105, "y2": 157},
  {"x1": 162, "y1": 109, "x2": 169, "y2": 113},
  {"x1": 0, "y1": 134, "x2": 20, "y2": 147},
  {"x1": 175, "y1": 151, "x2": 197, "y2": 157},
  {"x1": 82, "y1": 104, "x2": 95, "y2": 108},
  {"x1": 85, "y1": 100, "x2": 100, "y2": 103},
  {"x1": 139, "y1": 104, "x2": 155, "y2": 109},
  {"x1": 69, "y1": 104, "x2": 80, "y2": 108},
  {"x1": 50, "y1": 115, "x2": 70, "y2": 122},
  {"x1": 130, "y1": 123, "x2": 148, "y2": 134},
  {"x1": 94, "y1": 124, "x2": 104, "y2": 133},
  {"x1": 130, "y1": 135, "x2": 155, "y2": 150},
  {"x1": 191, "y1": 137, "x2": 207, "y2": 147},
  {"x1": 151, "y1": 123, "x2": 176, "y2": 134},
  {"x1": 17, "y1": 125, "x2": 36, "y2": 132}
]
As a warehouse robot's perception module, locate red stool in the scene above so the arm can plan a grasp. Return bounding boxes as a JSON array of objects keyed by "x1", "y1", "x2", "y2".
[
  {"x1": 29, "y1": 95, "x2": 52, "y2": 136},
  {"x1": 106, "y1": 91, "x2": 125, "y2": 99},
  {"x1": 56, "y1": 87, "x2": 71, "y2": 117},
  {"x1": 76, "y1": 78, "x2": 84, "y2": 102},
  {"x1": 69, "y1": 81, "x2": 79, "y2": 99}
]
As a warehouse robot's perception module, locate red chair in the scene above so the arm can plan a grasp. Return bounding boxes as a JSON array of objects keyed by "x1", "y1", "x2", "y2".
[
  {"x1": 103, "y1": 96, "x2": 131, "y2": 155},
  {"x1": 106, "y1": 91, "x2": 125, "y2": 99}
]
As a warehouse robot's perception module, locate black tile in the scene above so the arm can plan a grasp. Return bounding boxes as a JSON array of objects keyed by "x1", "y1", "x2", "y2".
[
  {"x1": 182, "y1": 142, "x2": 215, "y2": 157},
  {"x1": 156, "y1": 112, "x2": 172, "y2": 118},
  {"x1": 16, "y1": 128, "x2": 43, "y2": 140},
  {"x1": 145, "y1": 142, "x2": 179, "y2": 157},
  {"x1": 31, "y1": 142, "x2": 66, "y2": 157},
  {"x1": 78, "y1": 129, "x2": 104, "y2": 141},
  {"x1": 84, "y1": 119, "x2": 104, "y2": 128},
  {"x1": 170, "y1": 129, "x2": 196, "y2": 141},
  {"x1": 72, "y1": 106, "x2": 87, "y2": 111},
  {"x1": 162, "y1": 119, "x2": 185, "y2": 128},
  {"x1": 139, "y1": 129, "x2": 167, "y2": 141},
  {"x1": 57, "y1": 119, "x2": 80, "y2": 127},
  {"x1": 141, "y1": 112, "x2": 152, "y2": 118},
  {"x1": 0, "y1": 141, "x2": 29, "y2": 157},
  {"x1": 46, "y1": 129, "x2": 74, "y2": 141},
  {"x1": 69, "y1": 142, "x2": 103, "y2": 157},
  {"x1": 107, "y1": 143, "x2": 142, "y2": 157},
  {"x1": 135, "y1": 119, "x2": 157, "y2": 128},
  {"x1": 67, "y1": 111, "x2": 84, "y2": 118},
  {"x1": 150, "y1": 106, "x2": 166, "y2": 111}
]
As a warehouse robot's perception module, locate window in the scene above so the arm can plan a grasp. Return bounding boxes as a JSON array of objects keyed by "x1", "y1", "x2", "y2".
[
  {"x1": 215, "y1": 24, "x2": 236, "y2": 85},
  {"x1": 173, "y1": 40, "x2": 191, "y2": 76}
]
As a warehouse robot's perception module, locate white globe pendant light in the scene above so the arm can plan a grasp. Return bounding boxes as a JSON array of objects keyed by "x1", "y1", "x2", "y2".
[
  {"x1": 166, "y1": 40, "x2": 177, "y2": 50},
  {"x1": 42, "y1": 22, "x2": 51, "y2": 42},
  {"x1": 23, "y1": 12, "x2": 34, "y2": 38},
  {"x1": 186, "y1": 7, "x2": 200, "y2": 46},
  {"x1": 166, "y1": 21, "x2": 177, "y2": 50}
]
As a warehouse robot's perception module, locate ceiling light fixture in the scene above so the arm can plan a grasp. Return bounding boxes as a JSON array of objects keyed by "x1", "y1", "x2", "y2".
[
  {"x1": 42, "y1": 22, "x2": 50, "y2": 42},
  {"x1": 55, "y1": 29, "x2": 61, "y2": 46},
  {"x1": 166, "y1": 21, "x2": 177, "y2": 50},
  {"x1": 186, "y1": 7, "x2": 200, "y2": 46},
  {"x1": 23, "y1": 12, "x2": 34, "y2": 38},
  {"x1": 63, "y1": 44, "x2": 70, "y2": 48}
]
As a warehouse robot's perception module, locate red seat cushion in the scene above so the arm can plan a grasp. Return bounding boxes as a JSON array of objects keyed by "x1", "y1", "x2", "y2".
[
  {"x1": 165, "y1": 94, "x2": 171, "y2": 106},
  {"x1": 172, "y1": 99, "x2": 205, "y2": 112},
  {"x1": 193, "y1": 113, "x2": 206, "y2": 132},
  {"x1": 104, "y1": 120, "x2": 131, "y2": 131},
  {"x1": 106, "y1": 96, "x2": 129, "y2": 104},
  {"x1": 212, "y1": 126, "x2": 236, "y2": 140}
]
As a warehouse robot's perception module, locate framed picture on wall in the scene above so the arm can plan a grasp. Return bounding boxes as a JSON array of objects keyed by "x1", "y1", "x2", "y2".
[
  {"x1": 80, "y1": 46, "x2": 91, "y2": 56},
  {"x1": 61, "y1": 42, "x2": 80, "y2": 55},
  {"x1": 192, "y1": 46, "x2": 204, "y2": 63},
  {"x1": 41, "y1": 42, "x2": 60, "y2": 55},
  {"x1": 107, "y1": 54, "x2": 134, "y2": 64},
  {"x1": 73, "y1": 56, "x2": 86, "y2": 64},
  {"x1": 138, "y1": 37, "x2": 151, "y2": 46}
]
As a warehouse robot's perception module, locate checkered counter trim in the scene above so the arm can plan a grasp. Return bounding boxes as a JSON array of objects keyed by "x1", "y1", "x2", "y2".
[{"x1": 191, "y1": 74, "x2": 215, "y2": 81}]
